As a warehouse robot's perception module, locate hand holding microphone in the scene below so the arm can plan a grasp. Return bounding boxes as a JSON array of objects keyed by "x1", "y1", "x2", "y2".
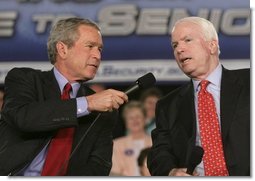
[
  {"x1": 86, "y1": 72, "x2": 156, "y2": 112},
  {"x1": 86, "y1": 89, "x2": 128, "y2": 112}
]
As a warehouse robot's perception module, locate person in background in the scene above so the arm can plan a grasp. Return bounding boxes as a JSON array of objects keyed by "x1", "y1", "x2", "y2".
[
  {"x1": 140, "y1": 87, "x2": 162, "y2": 135},
  {"x1": 110, "y1": 101, "x2": 152, "y2": 176},
  {"x1": 0, "y1": 17, "x2": 128, "y2": 176},
  {"x1": 147, "y1": 17, "x2": 250, "y2": 176},
  {"x1": 137, "y1": 147, "x2": 151, "y2": 176}
]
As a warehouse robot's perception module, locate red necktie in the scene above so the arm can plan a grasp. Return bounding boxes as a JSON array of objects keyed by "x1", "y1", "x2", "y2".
[
  {"x1": 198, "y1": 80, "x2": 229, "y2": 176},
  {"x1": 41, "y1": 83, "x2": 75, "y2": 176}
]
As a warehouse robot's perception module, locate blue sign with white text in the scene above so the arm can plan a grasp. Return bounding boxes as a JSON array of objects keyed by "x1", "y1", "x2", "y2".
[{"x1": 0, "y1": 0, "x2": 250, "y2": 62}]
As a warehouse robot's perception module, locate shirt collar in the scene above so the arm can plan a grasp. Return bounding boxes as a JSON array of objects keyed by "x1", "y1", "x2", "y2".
[
  {"x1": 53, "y1": 67, "x2": 80, "y2": 97},
  {"x1": 192, "y1": 63, "x2": 222, "y2": 92}
]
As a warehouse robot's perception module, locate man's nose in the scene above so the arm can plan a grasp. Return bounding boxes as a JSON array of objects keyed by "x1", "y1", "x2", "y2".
[
  {"x1": 176, "y1": 43, "x2": 186, "y2": 54},
  {"x1": 91, "y1": 47, "x2": 101, "y2": 60}
]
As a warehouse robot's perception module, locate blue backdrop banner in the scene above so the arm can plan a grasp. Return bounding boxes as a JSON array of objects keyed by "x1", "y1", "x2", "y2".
[{"x1": 0, "y1": 0, "x2": 250, "y2": 83}]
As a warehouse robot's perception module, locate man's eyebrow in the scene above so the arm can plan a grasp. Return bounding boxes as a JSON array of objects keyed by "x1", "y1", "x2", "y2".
[
  {"x1": 86, "y1": 41, "x2": 104, "y2": 48},
  {"x1": 171, "y1": 35, "x2": 190, "y2": 44},
  {"x1": 171, "y1": 41, "x2": 177, "y2": 47},
  {"x1": 171, "y1": 41, "x2": 177, "y2": 45}
]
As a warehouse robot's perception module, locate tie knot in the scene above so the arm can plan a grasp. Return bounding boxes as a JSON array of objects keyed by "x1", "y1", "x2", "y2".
[
  {"x1": 64, "y1": 83, "x2": 72, "y2": 93},
  {"x1": 200, "y1": 80, "x2": 209, "y2": 91}
]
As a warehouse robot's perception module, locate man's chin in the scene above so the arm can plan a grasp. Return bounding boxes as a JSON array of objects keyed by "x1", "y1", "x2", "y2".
[
  {"x1": 76, "y1": 76, "x2": 94, "y2": 83},
  {"x1": 85, "y1": 74, "x2": 96, "y2": 81},
  {"x1": 183, "y1": 69, "x2": 195, "y2": 78}
]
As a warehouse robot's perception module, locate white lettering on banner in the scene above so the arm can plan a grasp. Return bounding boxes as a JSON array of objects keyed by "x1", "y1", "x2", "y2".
[
  {"x1": 17, "y1": 0, "x2": 100, "y2": 3},
  {"x1": 0, "y1": 60, "x2": 250, "y2": 84},
  {"x1": 32, "y1": 14, "x2": 75, "y2": 33},
  {"x1": 50, "y1": 0, "x2": 100, "y2": 3},
  {"x1": 98, "y1": 5, "x2": 250, "y2": 36},
  {"x1": 0, "y1": 7, "x2": 250, "y2": 37},
  {"x1": 98, "y1": 66, "x2": 164, "y2": 76},
  {"x1": 0, "y1": 11, "x2": 18, "y2": 37},
  {"x1": 98, "y1": 5, "x2": 138, "y2": 36},
  {"x1": 136, "y1": 9, "x2": 171, "y2": 35},
  {"x1": 221, "y1": 9, "x2": 250, "y2": 35},
  {"x1": 18, "y1": 0, "x2": 41, "y2": 3}
]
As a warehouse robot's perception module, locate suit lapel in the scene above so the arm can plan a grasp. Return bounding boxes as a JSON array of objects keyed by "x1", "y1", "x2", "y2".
[
  {"x1": 220, "y1": 68, "x2": 242, "y2": 142},
  {"x1": 42, "y1": 69, "x2": 61, "y2": 100},
  {"x1": 177, "y1": 82, "x2": 197, "y2": 164},
  {"x1": 178, "y1": 82, "x2": 197, "y2": 144}
]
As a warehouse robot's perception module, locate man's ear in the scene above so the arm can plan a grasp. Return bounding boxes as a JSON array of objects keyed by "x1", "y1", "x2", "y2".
[
  {"x1": 209, "y1": 40, "x2": 218, "y2": 55},
  {"x1": 56, "y1": 41, "x2": 68, "y2": 59}
]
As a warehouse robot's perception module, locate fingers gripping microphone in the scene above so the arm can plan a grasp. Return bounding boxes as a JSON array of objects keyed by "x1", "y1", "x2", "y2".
[
  {"x1": 125, "y1": 72, "x2": 156, "y2": 95},
  {"x1": 186, "y1": 146, "x2": 204, "y2": 175}
]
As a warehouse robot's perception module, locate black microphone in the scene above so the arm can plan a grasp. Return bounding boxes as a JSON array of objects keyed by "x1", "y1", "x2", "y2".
[
  {"x1": 125, "y1": 72, "x2": 156, "y2": 95},
  {"x1": 186, "y1": 146, "x2": 204, "y2": 175}
]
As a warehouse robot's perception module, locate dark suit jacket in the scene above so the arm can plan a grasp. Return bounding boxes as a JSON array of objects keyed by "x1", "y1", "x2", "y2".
[
  {"x1": 0, "y1": 68, "x2": 117, "y2": 176},
  {"x1": 147, "y1": 67, "x2": 250, "y2": 176}
]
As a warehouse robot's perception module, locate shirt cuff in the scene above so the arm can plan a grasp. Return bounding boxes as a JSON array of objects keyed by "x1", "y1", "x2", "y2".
[{"x1": 76, "y1": 97, "x2": 90, "y2": 117}]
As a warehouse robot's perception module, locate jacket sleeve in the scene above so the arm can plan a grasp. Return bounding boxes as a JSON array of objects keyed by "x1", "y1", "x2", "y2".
[
  {"x1": 147, "y1": 99, "x2": 178, "y2": 176},
  {"x1": 1, "y1": 68, "x2": 78, "y2": 133}
]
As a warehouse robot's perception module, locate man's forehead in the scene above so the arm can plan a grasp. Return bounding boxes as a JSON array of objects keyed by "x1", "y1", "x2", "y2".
[{"x1": 172, "y1": 23, "x2": 201, "y2": 39}]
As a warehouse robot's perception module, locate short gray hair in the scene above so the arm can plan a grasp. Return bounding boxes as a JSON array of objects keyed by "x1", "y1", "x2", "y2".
[
  {"x1": 47, "y1": 17, "x2": 100, "y2": 64},
  {"x1": 172, "y1": 16, "x2": 220, "y2": 54}
]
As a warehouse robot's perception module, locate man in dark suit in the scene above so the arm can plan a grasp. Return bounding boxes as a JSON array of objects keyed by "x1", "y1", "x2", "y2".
[
  {"x1": 147, "y1": 17, "x2": 250, "y2": 176},
  {"x1": 0, "y1": 17, "x2": 128, "y2": 176}
]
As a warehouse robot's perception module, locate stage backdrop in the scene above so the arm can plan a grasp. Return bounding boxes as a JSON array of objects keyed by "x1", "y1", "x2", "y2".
[{"x1": 0, "y1": 0, "x2": 250, "y2": 84}]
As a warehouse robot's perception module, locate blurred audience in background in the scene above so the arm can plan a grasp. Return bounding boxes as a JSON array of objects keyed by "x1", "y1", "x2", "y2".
[
  {"x1": 137, "y1": 147, "x2": 151, "y2": 176},
  {"x1": 140, "y1": 87, "x2": 162, "y2": 135},
  {"x1": 112, "y1": 87, "x2": 163, "y2": 139},
  {"x1": 110, "y1": 101, "x2": 152, "y2": 176}
]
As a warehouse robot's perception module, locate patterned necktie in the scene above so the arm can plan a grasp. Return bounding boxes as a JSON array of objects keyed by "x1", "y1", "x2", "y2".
[
  {"x1": 198, "y1": 80, "x2": 229, "y2": 176},
  {"x1": 41, "y1": 83, "x2": 75, "y2": 176}
]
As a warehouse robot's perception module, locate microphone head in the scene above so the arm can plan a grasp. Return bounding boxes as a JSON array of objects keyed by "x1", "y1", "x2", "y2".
[
  {"x1": 136, "y1": 72, "x2": 156, "y2": 89},
  {"x1": 189, "y1": 146, "x2": 204, "y2": 166}
]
